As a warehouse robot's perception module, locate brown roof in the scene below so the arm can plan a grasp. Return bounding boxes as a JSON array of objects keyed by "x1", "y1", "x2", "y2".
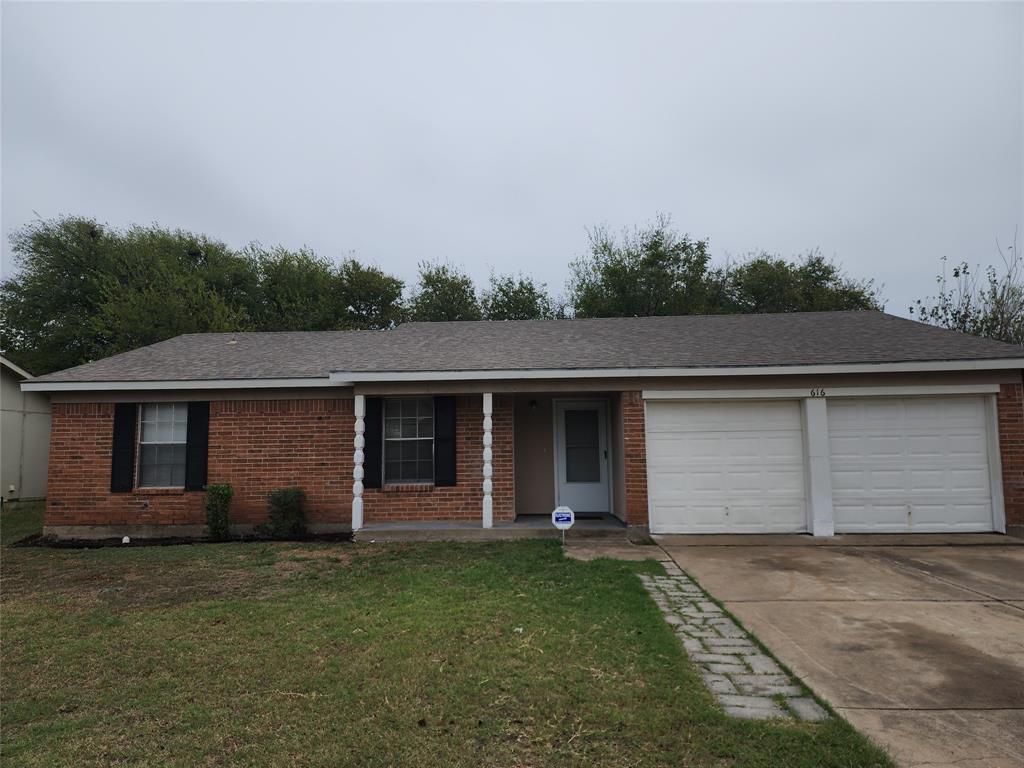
[{"x1": 30, "y1": 311, "x2": 1023, "y2": 383}]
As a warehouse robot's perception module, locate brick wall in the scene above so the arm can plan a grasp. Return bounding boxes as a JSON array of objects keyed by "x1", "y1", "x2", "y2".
[
  {"x1": 45, "y1": 394, "x2": 514, "y2": 532},
  {"x1": 998, "y1": 382, "x2": 1024, "y2": 528},
  {"x1": 208, "y1": 399, "x2": 353, "y2": 527},
  {"x1": 46, "y1": 403, "x2": 207, "y2": 527},
  {"x1": 362, "y1": 394, "x2": 515, "y2": 523},
  {"x1": 621, "y1": 391, "x2": 649, "y2": 530}
]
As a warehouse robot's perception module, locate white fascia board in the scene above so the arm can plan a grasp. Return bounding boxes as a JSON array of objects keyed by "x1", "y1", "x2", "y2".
[
  {"x1": 21, "y1": 377, "x2": 348, "y2": 393},
  {"x1": 1, "y1": 356, "x2": 33, "y2": 380},
  {"x1": 328, "y1": 358, "x2": 1024, "y2": 383},
  {"x1": 643, "y1": 384, "x2": 1003, "y2": 400}
]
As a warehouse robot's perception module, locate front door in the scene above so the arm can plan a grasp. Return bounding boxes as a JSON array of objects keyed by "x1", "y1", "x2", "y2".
[{"x1": 554, "y1": 400, "x2": 610, "y2": 515}]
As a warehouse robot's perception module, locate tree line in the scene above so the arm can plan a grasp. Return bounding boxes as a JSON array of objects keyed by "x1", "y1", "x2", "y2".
[{"x1": 1, "y1": 214, "x2": 1017, "y2": 376}]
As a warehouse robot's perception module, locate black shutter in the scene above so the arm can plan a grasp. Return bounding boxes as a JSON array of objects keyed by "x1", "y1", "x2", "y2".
[
  {"x1": 184, "y1": 402, "x2": 210, "y2": 491},
  {"x1": 110, "y1": 403, "x2": 137, "y2": 492},
  {"x1": 433, "y1": 396, "x2": 457, "y2": 487},
  {"x1": 363, "y1": 397, "x2": 383, "y2": 489}
]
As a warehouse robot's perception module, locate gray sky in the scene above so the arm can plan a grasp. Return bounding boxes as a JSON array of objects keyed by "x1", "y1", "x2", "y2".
[{"x1": 2, "y1": 1, "x2": 1022, "y2": 316}]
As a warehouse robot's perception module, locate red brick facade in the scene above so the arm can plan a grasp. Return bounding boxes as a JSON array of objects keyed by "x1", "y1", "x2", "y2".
[
  {"x1": 45, "y1": 394, "x2": 515, "y2": 532},
  {"x1": 998, "y1": 382, "x2": 1024, "y2": 528},
  {"x1": 621, "y1": 391, "x2": 649, "y2": 530},
  {"x1": 44, "y1": 384, "x2": 1024, "y2": 535},
  {"x1": 362, "y1": 395, "x2": 514, "y2": 523}
]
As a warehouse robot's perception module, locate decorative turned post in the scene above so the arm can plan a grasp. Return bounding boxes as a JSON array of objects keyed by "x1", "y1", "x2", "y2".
[
  {"x1": 352, "y1": 394, "x2": 365, "y2": 532},
  {"x1": 482, "y1": 392, "x2": 493, "y2": 528}
]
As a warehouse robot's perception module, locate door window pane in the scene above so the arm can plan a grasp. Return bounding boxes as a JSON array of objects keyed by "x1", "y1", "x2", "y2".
[{"x1": 565, "y1": 409, "x2": 600, "y2": 483}]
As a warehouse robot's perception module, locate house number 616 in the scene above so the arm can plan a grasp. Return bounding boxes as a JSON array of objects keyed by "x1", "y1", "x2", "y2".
[{"x1": 810, "y1": 388, "x2": 826, "y2": 397}]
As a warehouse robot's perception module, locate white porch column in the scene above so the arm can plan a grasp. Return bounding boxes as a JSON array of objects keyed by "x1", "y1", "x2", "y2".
[
  {"x1": 482, "y1": 393, "x2": 493, "y2": 528},
  {"x1": 802, "y1": 397, "x2": 835, "y2": 537},
  {"x1": 352, "y1": 394, "x2": 366, "y2": 532}
]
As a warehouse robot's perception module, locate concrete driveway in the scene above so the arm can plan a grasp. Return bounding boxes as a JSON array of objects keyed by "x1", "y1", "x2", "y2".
[{"x1": 656, "y1": 535, "x2": 1024, "y2": 768}]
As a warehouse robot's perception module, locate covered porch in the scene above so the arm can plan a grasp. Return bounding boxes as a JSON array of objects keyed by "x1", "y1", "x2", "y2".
[{"x1": 349, "y1": 390, "x2": 643, "y2": 532}]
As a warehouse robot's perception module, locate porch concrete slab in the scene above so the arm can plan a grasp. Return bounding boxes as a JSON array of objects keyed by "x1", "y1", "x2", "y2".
[
  {"x1": 837, "y1": 709, "x2": 1024, "y2": 768},
  {"x1": 659, "y1": 541, "x2": 1024, "y2": 768}
]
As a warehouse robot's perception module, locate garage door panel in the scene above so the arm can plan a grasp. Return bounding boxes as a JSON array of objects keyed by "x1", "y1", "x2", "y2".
[
  {"x1": 829, "y1": 396, "x2": 993, "y2": 533},
  {"x1": 647, "y1": 400, "x2": 807, "y2": 534}
]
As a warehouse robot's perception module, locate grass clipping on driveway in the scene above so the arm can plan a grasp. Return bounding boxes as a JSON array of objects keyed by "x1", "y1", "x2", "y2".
[{"x1": 1, "y1": 515, "x2": 892, "y2": 767}]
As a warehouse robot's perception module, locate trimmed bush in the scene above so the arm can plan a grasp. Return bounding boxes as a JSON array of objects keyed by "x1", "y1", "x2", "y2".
[
  {"x1": 204, "y1": 484, "x2": 233, "y2": 540},
  {"x1": 266, "y1": 486, "x2": 307, "y2": 537}
]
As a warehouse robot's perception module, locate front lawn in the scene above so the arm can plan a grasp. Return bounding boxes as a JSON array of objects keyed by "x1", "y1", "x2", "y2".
[{"x1": 0, "y1": 507, "x2": 892, "y2": 767}]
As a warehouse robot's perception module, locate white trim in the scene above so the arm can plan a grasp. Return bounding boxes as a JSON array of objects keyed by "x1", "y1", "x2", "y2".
[
  {"x1": 482, "y1": 393, "x2": 493, "y2": 529},
  {"x1": 329, "y1": 359, "x2": 1024, "y2": 383},
  {"x1": 21, "y1": 377, "x2": 345, "y2": 392},
  {"x1": 1, "y1": 355, "x2": 33, "y2": 380},
  {"x1": 642, "y1": 384, "x2": 1002, "y2": 400},
  {"x1": 985, "y1": 394, "x2": 1007, "y2": 534},
  {"x1": 801, "y1": 398, "x2": 835, "y2": 537},
  {"x1": 352, "y1": 395, "x2": 366, "y2": 532}
]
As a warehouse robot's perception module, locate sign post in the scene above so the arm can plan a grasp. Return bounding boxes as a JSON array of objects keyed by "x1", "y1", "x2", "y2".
[{"x1": 552, "y1": 505, "x2": 575, "y2": 545}]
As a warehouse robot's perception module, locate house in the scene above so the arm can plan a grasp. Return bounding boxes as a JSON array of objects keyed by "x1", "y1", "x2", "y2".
[
  {"x1": 20, "y1": 311, "x2": 1024, "y2": 539},
  {"x1": 2, "y1": 356, "x2": 51, "y2": 506}
]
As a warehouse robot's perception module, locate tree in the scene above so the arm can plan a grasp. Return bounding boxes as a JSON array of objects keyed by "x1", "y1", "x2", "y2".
[
  {"x1": 406, "y1": 261, "x2": 481, "y2": 322},
  {"x1": 336, "y1": 259, "x2": 405, "y2": 330},
  {"x1": 251, "y1": 247, "x2": 340, "y2": 331},
  {"x1": 0, "y1": 217, "x2": 257, "y2": 373},
  {"x1": 910, "y1": 235, "x2": 1023, "y2": 345},
  {"x1": 568, "y1": 215, "x2": 711, "y2": 317},
  {"x1": 480, "y1": 272, "x2": 553, "y2": 320},
  {"x1": 708, "y1": 250, "x2": 882, "y2": 314}
]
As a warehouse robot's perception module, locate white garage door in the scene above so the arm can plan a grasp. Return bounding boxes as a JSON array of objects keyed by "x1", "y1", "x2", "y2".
[
  {"x1": 828, "y1": 396, "x2": 995, "y2": 532},
  {"x1": 646, "y1": 400, "x2": 808, "y2": 534}
]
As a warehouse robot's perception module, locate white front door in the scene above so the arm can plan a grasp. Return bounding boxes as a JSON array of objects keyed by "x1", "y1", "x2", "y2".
[{"x1": 554, "y1": 400, "x2": 610, "y2": 514}]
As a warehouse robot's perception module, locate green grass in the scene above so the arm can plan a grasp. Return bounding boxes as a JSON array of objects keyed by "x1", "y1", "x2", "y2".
[{"x1": 1, "y1": 506, "x2": 893, "y2": 767}]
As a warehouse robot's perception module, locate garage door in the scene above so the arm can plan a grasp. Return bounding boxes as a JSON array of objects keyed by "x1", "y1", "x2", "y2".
[
  {"x1": 828, "y1": 396, "x2": 995, "y2": 532},
  {"x1": 646, "y1": 400, "x2": 808, "y2": 534}
]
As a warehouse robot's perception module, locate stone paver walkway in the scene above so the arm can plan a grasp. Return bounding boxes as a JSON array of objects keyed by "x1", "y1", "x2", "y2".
[{"x1": 639, "y1": 562, "x2": 829, "y2": 723}]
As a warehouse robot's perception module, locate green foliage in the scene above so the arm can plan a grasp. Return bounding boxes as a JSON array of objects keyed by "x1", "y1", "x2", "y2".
[
  {"x1": 0, "y1": 217, "x2": 407, "y2": 374},
  {"x1": 204, "y1": 484, "x2": 234, "y2": 541},
  {"x1": 251, "y1": 247, "x2": 340, "y2": 331},
  {"x1": 335, "y1": 259, "x2": 405, "y2": 330},
  {"x1": 707, "y1": 250, "x2": 882, "y2": 314},
  {"x1": 569, "y1": 215, "x2": 711, "y2": 317},
  {"x1": 480, "y1": 273, "x2": 554, "y2": 320},
  {"x1": 910, "y1": 237, "x2": 1023, "y2": 345},
  {"x1": 568, "y1": 216, "x2": 881, "y2": 318},
  {"x1": 264, "y1": 487, "x2": 307, "y2": 538},
  {"x1": 407, "y1": 261, "x2": 481, "y2": 321}
]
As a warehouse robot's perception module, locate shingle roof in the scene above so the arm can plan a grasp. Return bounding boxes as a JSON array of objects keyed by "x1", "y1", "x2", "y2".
[{"x1": 29, "y1": 311, "x2": 1023, "y2": 383}]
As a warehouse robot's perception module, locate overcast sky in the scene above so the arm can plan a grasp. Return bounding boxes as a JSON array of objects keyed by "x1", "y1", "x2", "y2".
[{"x1": 2, "y1": 1, "x2": 1022, "y2": 316}]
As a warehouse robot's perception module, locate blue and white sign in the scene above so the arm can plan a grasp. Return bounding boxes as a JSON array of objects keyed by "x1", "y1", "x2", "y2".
[{"x1": 552, "y1": 506, "x2": 575, "y2": 531}]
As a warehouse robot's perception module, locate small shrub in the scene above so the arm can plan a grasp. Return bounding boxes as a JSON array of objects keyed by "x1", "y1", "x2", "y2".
[
  {"x1": 204, "y1": 484, "x2": 233, "y2": 540},
  {"x1": 265, "y1": 486, "x2": 307, "y2": 537}
]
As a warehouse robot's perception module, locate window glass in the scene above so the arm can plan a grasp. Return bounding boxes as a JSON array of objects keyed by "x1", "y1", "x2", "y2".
[
  {"x1": 564, "y1": 409, "x2": 600, "y2": 483},
  {"x1": 383, "y1": 397, "x2": 434, "y2": 483},
  {"x1": 138, "y1": 403, "x2": 188, "y2": 487}
]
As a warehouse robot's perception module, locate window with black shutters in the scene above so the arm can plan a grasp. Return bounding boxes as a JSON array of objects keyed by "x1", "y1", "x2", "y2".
[
  {"x1": 137, "y1": 403, "x2": 188, "y2": 487},
  {"x1": 383, "y1": 397, "x2": 434, "y2": 483}
]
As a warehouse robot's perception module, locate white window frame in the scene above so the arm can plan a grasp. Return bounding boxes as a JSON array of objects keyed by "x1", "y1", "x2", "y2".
[
  {"x1": 382, "y1": 396, "x2": 435, "y2": 485},
  {"x1": 136, "y1": 402, "x2": 189, "y2": 488}
]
